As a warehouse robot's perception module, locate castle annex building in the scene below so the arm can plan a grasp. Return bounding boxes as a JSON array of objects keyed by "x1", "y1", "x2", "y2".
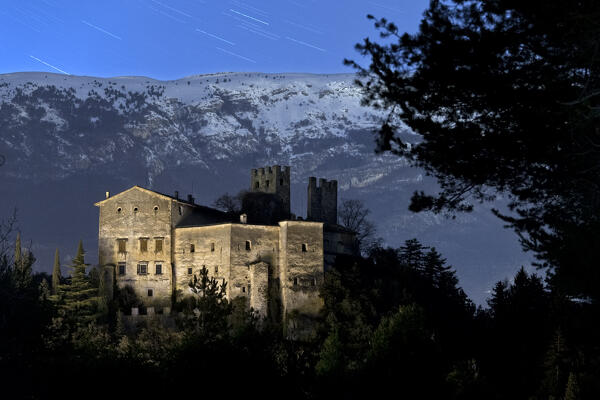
[{"x1": 95, "y1": 166, "x2": 356, "y2": 320}]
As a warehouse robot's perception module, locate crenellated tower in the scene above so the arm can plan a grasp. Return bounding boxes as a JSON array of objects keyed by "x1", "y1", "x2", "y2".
[
  {"x1": 250, "y1": 165, "x2": 291, "y2": 217},
  {"x1": 307, "y1": 177, "x2": 337, "y2": 225}
]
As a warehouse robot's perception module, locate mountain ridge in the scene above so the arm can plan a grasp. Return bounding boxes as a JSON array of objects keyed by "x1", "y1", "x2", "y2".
[{"x1": 0, "y1": 71, "x2": 532, "y2": 304}]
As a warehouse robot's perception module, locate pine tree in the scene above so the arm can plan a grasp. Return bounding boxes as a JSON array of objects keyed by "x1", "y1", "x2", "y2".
[
  {"x1": 564, "y1": 372, "x2": 581, "y2": 400},
  {"x1": 399, "y1": 238, "x2": 427, "y2": 271},
  {"x1": 58, "y1": 240, "x2": 101, "y2": 327},
  {"x1": 541, "y1": 329, "x2": 571, "y2": 399},
  {"x1": 51, "y1": 248, "x2": 61, "y2": 295},
  {"x1": 183, "y1": 266, "x2": 232, "y2": 341}
]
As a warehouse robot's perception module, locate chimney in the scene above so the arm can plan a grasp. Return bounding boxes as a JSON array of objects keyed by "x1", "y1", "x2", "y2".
[
  {"x1": 105, "y1": 191, "x2": 110, "y2": 199},
  {"x1": 174, "y1": 191, "x2": 179, "y2": 200},
  {"x1": 240, "y1": 214, "x2": 248, "y2": 224},
  {"x1": 187, "y1": 194, "x2": 194, "y2": 203}
]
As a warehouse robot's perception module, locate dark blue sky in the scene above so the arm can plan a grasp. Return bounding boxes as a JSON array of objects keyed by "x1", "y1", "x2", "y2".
[{"x1": 0, "y1": 0, "x2": 429, "y2": 79}]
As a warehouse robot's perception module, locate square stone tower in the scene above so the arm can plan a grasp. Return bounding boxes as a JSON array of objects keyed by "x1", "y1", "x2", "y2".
[
  {"x1": 307, "y1": 177, "x2": 337, "y2": 225},
  {"x1": 250, "y1": 165, "x2": 291, "y2": 217}
]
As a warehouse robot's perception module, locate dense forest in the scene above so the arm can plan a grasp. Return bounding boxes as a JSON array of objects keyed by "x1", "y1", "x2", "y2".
[{"x1": 0, "y1": 219, "x2": 598, "y2": 399}]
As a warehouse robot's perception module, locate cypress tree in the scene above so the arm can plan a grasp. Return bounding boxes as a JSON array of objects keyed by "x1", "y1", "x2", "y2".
[
  {"x1": 51, "y1": 248, "x2": 61, "y2": 295},
  {"x1": 13, "y1": 232, "x2": 33, "y2": 288},
  {"x1": 14, "y1": 232, "x2": 21, "y2": 269}
]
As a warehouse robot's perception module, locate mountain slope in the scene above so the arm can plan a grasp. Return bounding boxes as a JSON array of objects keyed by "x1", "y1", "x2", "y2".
[{"x1": 0, "y1": 71, "x2": 532, "y2": 304}]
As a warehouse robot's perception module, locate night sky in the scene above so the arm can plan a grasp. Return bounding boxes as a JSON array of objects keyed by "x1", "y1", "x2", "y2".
[{"x1": 0, "y1": 0, "x2": 429, "y2": 79}]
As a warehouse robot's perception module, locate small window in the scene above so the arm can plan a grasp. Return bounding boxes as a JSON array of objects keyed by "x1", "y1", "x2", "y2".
[
  {"x1": 190, "y1": 244, "x2": 195, "y2": 253},
  {"x1": 178, "y1": 206, "x2": 183, "y2": 215},
  {"x1": 118, "y1": 263, "x2": 126, "y2": 275},
  {"x1": 280, "y1": 178, "x2": 283, "y2": 185},
  {"x1": 137, "y1": 263, "x2": 148, "y2": 275},
  {"x1": 187, "y1": 267, "x2": 193, "y2": 275},
  {"x1": 147, "y1": 289, "x2": 153, "y2": 297},
  {"x1": 266, "y1": 180, "x2": 270, "y2": 188},
  {"x1": 117, "y1": 207, "x2": 122, "y2": 214},
  {"x1": 155, "y1": 238, "x2": 163, "y2": 253},
  {"x1": 245, "y1": 241, "x2": 251, "y2": 251},
  {"x1": 254, "y1": 181, "x2": 259, "y2": 189},
  {"x1": 293, "y1": 277, "x2": 298, "y2": 286},
  {"x1": 133, "y1": 207, "x2": 139, "y2": 213},
  {"x1": 140, "y1": 238, "x2": 148, "y2": 252},
  {"x1": 155, "y1": 264, "x2": 162, "y2": 275},
  {"x1": 302, "y1": 243, "x2": 307, "y2": 252},
  {"x1": 242, "y1": 286, "x2": 246, "y2": 293},
  {"x1": 153, "y1": 206, "x2": 159, "y2": 212},
  {"x1": 211, "y1": 242, "x2": 215, "y2": 252},
  {"x1": 215, "y1": 266, "x2": 218, "y2": 274},
  {"x1": 117, "y1": 239, "x2": 127, "y2": 253}
]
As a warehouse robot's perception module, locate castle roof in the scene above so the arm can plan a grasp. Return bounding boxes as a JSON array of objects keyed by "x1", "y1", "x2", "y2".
[{"x1": 94, "y1": 185, "x2": 215, "y2": 210}]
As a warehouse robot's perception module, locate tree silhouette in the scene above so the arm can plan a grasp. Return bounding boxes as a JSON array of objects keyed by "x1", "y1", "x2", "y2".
[{"x1": 346, "y1": 1, "x2": 600, "y2": 300}]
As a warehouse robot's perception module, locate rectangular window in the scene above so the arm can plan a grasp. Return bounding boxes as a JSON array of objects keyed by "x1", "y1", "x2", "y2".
[
  {"x1": 190, "y1": 244, "x2": 195, "y2": 253},
  {"x1": 118, "y1": 263, "x2": 126, "y2": 275},
  {"x1": 155, "y1": 264, "x2": 162, "y2": 275},
  {"x1": 147, "y1": 289, "x2": 153, "y2": 297},
  {"x1": 242, "y1": 286, "x2": 246, "y2": 293},
  {"x1": 140, "y1": 238, "x2": 148, "y2": 252},
  {"x1": 187, "y1": 267, "x2": 193, "y2": 275},
  {"x1": 211, "y1": 242, "x2": 215, "y2": 252},
  {"x1": 155, "y1": 238, "x2": 163, "y2": 253},
  {"x1": 302, "y1": 243, "x2": 308, "y2": 252},
  {"x1": 215, "y1": 266, "x2": 218, "y2": 274},
  {"x1": 137, "y1": 263, "x2": 148, "y2": 275},
  {"x1": 245, "y1": 241, "x2": 251, "y2": 251},
  {"x1": 293, "y1": 277, "x2": 298, "y2": 286},
  {"x1": 117, "y1": 239, "x2": 127, "y2": 253}
]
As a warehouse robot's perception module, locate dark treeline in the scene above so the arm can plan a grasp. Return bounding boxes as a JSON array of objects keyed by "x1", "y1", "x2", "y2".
[{"x1": 1, "y1": 218, "x2": 598, "y2": 399}]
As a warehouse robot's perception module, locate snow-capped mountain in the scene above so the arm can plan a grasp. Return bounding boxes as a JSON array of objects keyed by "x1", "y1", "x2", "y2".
[{"x1": 0, "y1": 71, "x2": 531, "y2": 304}]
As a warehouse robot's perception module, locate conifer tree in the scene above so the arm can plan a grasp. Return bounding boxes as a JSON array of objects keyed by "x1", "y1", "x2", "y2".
[
  {"x1": 58, "y1": 240, "x2": 101, "y2": 327},
  {"x1": 13, "y1": 232, "x2": 33, "y2": 289},
  {"x1": 564, "y1": 372, "x2": 581, "y2": 400},
  {"x1": 51, "y1": 248, "x2": 61, "y2": 295},
  {"x1": 14, "y1": 231, "x2": 21, "y2": 268},
  {"x1": 183, "y1": 266, "x2": 231, "y2": 341},
  {"x1": 399, "y1": 238, "x2": 427, "y2": 271}
]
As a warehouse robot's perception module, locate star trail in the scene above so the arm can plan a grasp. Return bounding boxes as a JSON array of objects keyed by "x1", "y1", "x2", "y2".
[{"x1": 0, "y1": 0, "x2": 429, "y2": 78}]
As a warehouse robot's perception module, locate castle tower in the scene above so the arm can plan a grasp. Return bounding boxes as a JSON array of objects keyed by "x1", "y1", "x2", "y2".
[
  {"x1": 307, "y1": 177, "x2": 337, "y2": 225},
  {"x1": 250, "y1": 165, "x2": 291, "y2": 217}
]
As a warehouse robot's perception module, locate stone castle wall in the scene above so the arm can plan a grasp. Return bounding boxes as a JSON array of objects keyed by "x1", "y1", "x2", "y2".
[
  {"x1": 96, "y1": 167, "x2": 352, "y2": 330},
  {"x1": 97, "y1": 188, "x2": 177, "y2": 308}
]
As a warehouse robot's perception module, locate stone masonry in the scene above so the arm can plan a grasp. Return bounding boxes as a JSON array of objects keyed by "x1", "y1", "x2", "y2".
[{"x1": 95, "y1": 166, "x2": 356, "y2": 326}]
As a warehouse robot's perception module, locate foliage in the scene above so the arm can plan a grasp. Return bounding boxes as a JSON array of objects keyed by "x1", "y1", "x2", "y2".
[
  {"x1": 212, "y1": 192, "x2": 243, "y2": 214},
  {"x1": 53, "y1": 240, "x2": 104, "y2": 328},
  {"x1": 179, "y1": 265, "x2": 232, "y2": 342},
  {"x1": 51, "y1": 248, "x2": 61, "y2": 295},
  {"x1": 346, "y1": 0, "x2": 600, "y2": 300}
]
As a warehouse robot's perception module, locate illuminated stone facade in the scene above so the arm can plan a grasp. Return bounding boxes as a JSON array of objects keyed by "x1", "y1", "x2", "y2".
[{"x1": 95, "y1": 166, "x2": 356, "y2": 325}]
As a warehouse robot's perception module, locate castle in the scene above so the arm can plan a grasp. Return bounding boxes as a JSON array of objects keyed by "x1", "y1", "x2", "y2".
[{"x1": 95, "y1": 166, "x2": 356, "y2": 324}]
